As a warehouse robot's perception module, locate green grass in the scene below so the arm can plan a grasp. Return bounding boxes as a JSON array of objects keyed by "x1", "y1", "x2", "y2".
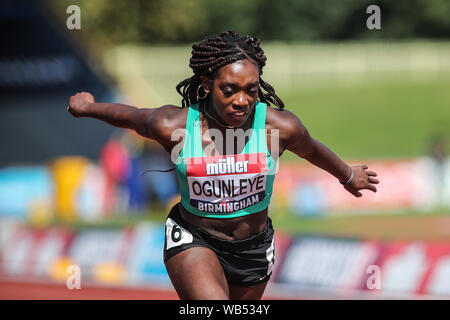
[
  {"x1": 278, "y1": 76, "x2": 450, "y2": 160},
  {"x1": 270, "y1": 208, "x2": 450, "y2": 241}
]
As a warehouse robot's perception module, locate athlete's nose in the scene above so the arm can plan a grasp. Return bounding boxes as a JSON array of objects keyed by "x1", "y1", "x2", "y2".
[{"x1": 232, "y1": 92, "x2": 248, "y2": 110}]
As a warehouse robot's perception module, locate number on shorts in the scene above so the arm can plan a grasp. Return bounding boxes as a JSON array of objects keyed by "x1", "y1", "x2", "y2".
[
  {"x1": 165, "y1": 218, "x2": 194, "y2": 250},
  {"x1": 171, "y1": 225, "x2": 182, "y2": 242}
]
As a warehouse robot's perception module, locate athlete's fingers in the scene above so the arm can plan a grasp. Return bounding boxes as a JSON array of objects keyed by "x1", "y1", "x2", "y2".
[
  {"x1": 361, "y1": 165, "x2": 368, "y2": 170},
  {"x1": 366, "y1": 171, "x2": 377, "y2": 177},
  {"x1": 368, "y1": 177, "x2": 379, "y2": 184},
  {"x1": 345, "y1": 185, "x2": 362, "y2": 197},
  {"x1": 354, "y1": 190, "x2": 363, "y2": 197},
  {"x1": 364, "y1": 184, "x2": 377, "y2": 192}
]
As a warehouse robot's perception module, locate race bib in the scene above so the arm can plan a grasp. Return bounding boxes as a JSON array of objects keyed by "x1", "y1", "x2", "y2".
[{"x1": 185, "y1": 153, "x2": 268, "y2": 213}]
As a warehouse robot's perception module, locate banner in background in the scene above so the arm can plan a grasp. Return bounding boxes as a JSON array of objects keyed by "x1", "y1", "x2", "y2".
[
  {"x1": 126, "y1": 222, "x2": 170, "y2": 285},
  {"x1": 68, "y1": 228, "x2": 134, "y2": 284},
  {"x1": 277, "y1": 236, "x2": 450, "y2": 298},
  {"x1": 278, "y1": 236, "x2": 378, "y2": 291},
  {"x1": 2, "y1": 220, "x2": 450, "y2": 298},
  {"x1": 0, "y1": 221, "x2": 170, "y2": 286},
  {"x1": 0, "y1": 225, "x2": 74, "y2": 277},
  {"x1": 363, "y1": 241, "x2": 450, "y2": 297},
  {"x1": 273, "y1": 157, "x2": 450, "y2": 216}
]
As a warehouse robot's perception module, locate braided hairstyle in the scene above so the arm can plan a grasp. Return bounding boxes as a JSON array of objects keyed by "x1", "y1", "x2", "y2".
[{"x1": 176, "y1": 30, "x2": 285, "y2": 110}]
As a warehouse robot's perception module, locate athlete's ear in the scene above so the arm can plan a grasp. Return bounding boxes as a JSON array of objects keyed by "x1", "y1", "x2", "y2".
[{"x1": 200, "y1": 75, "x2": 212, "y2": 94}]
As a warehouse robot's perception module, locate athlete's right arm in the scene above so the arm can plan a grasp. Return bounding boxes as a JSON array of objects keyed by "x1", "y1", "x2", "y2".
[{"x1": 67, "y1": 92, "x2": 180, "y2": 144}]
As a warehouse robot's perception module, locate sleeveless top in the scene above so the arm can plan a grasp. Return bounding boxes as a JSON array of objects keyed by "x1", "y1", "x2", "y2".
[{"x1": 174, "y1": 101, "x2": 277, "y2": 218}]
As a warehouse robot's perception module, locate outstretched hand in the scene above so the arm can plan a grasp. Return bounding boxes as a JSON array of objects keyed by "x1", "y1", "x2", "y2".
[
  {"x1": 343, "y1": 165, "x2": 379, "y2": 197},
  {"x1": 67, "y1": 92, "x2": 95, "y2": 118}
]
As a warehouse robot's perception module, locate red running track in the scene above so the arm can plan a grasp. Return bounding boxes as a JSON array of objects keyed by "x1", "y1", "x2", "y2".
[
  {"x1": 0, "y1": 279, "x2": 283, "y2": 300},
  {"x1": 0, "y1": 280, "x2": 179, "y2": 300}
]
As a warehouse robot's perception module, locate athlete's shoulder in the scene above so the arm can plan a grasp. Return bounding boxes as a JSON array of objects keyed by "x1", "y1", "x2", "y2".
[
  {"x1": 149, "y1": 104, "x2": 188, "y2": 129},
  {"x1": 264, "y1": 104, "x2": 308, "y2": 150},
  {"x1": 154, "y1": 104, "x2": 187, "y2": 119},
  {"x1": 265, "y1": 104, "x2": 301, "y2": 130}
]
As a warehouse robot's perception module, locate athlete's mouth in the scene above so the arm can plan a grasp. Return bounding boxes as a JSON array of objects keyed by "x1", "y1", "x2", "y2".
[{"x1": 229, "y1": 111, "x2": 248, "y2": 119}]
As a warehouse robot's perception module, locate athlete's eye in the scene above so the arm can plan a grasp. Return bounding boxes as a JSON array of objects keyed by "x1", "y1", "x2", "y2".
[
  {"x1": 246, "y1": 85, "x2": 258, "y2": 96},
  {"x1": 222, "y1": 87, "x2": 234, "y2": 97}
]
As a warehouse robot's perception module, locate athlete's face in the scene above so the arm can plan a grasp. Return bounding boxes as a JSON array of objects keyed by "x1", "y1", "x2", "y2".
[{"x1": 202, "y1": 59, "x2": 260, "y2": 127}]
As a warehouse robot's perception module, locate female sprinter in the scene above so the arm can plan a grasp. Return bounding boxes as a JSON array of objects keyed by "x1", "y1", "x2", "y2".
[{"x1": 67, "y1": 31, "x2": 379, "y2": 300}]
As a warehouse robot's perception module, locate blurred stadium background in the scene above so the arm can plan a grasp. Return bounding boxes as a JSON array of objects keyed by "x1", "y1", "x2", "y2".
[{"x1": 1, "y1": 0, "x2": 450, "y2": 299}]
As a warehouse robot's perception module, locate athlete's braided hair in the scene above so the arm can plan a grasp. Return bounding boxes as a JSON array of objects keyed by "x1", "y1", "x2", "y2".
[{"x1": 176, "y1": 30, "x2": 285, "y2": 110}]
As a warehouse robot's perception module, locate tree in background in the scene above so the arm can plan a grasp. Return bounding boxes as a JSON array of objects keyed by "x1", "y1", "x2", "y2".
[{"x1": 47, "y1": 0, "x2": 450, "y2": 45}]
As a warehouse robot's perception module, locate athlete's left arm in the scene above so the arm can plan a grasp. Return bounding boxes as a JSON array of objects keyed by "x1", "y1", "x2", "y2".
[{"x1": 279, "y1": 110, "x2": 379, "y2": 197}]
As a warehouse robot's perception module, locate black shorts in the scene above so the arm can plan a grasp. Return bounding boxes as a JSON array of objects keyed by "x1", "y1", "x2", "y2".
[{"x1": 163, "y1": 203, "x2": 275, "y2": 287}]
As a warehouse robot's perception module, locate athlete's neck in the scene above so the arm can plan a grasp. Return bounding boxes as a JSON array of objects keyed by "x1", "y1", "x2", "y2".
[
  {"x1": 201, "y1": 101, "x2": 254, "y2": 133},
  {"x1": 200, "y1": 102, "x2": 256, "y2": 156}
]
